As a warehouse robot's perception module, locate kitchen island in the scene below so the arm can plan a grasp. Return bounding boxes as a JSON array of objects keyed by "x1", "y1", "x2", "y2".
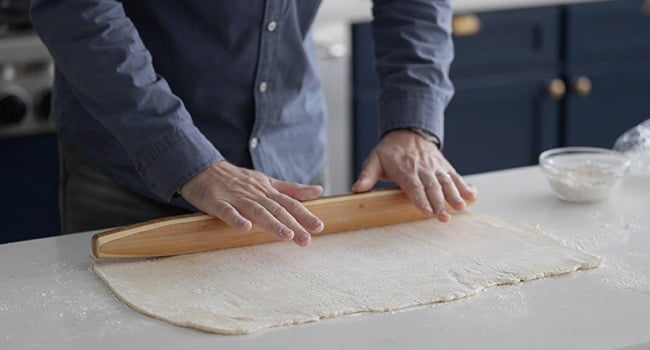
[{"x1": 1, "y1": 166, "x2": 649, "y2": 349}]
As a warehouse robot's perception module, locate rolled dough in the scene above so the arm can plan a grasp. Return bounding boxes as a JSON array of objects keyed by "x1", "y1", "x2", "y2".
[{"x1": 93, "y1": 212, "x2": 601, "y2": 334}]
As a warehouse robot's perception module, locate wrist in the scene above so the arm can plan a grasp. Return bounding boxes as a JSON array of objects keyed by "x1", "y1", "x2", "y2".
[{"x1": 388, "y1": 128, "x2": 440, "y2": 148}]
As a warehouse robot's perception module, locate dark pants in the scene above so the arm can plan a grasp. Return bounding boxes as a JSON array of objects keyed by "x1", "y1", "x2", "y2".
[{"x1": 58, "y1": 138, "x2": 190, "y2": 234}]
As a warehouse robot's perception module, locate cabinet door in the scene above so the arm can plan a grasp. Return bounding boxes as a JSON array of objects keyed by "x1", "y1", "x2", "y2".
[
  {"x1": 564, "y1": 64, "x2": 650, "y2": 147},
  {"x1": 0, "y1": 134, "x2": 60, "y2": 243},
  {"x1": 565, "y1": 0, "x2": 650, "y2": 65},
  {"x1": 444, "y1": 72, "x2": 561, "y2": 175}
]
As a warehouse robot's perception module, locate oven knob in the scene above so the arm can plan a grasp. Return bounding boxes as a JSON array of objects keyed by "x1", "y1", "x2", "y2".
[
  {"x1": 0, "y1": 94, "x2": 28, "y2": 126},
  {"x1": 35, "y1": 90, "x2": 52, "y2": 121}
]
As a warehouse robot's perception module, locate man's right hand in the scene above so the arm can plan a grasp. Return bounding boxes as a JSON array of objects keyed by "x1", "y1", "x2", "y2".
[{"x1": 179, "y1": 161, "x2": 324, "y2": 247}]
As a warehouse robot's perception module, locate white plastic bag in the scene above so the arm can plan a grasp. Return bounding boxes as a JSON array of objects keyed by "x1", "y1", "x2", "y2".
[{"x1": 613, "y1": 119, "x2": 650, "y2": 176}]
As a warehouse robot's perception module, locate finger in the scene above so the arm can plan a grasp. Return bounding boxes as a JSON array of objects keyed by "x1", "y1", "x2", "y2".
[
  {"x1": 437, "y1": 171, "x2": 466, "y2": 212},
  {"x1": 449, "y1": 171, "x2": 477, "y2": 200},
  {"x1": 421, "y1": 174, "x2": 449, "y2": 221},
  {"x1": 207, "y1": 200, "x2": 253, "y2": 232},
  {"x1": 395, "y1": 174, "x2": 434, "y2": 215},
  {"x1": 352, "y1": 153, "x2": 381, "y2": 192},
  {"x1": 272, "y1": 180, "x2": 323, "y2": 201},
  {"x1": 257, "y1": 196, "x2": 312, "y2": 247},
  {"x1": 235, "y1": 198, "x2": 295, "y2": 241},
  {"x1": 270, "y1": 192, "x2": 324, "y2": 233}
]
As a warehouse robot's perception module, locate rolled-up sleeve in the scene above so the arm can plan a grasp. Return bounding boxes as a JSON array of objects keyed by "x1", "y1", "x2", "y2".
[
  {"x1": 30, "y1": 0, "x2": 223, "y2": 200},
  {"x1": 371, "y1": 0, "x2": 454, "y2": 145}
]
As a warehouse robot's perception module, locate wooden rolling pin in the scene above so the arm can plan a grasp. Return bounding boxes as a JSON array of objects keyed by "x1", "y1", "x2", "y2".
[{"x1": 92, "y1": 188, "x2": 475, "y2": 259}]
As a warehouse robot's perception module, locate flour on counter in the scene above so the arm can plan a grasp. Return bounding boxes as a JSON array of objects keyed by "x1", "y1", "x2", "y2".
[
  {"x1": 1, "y1": 261, "x2": 156, "y2": 349},
  {"x1": 564, "y1": 211, "x2": 643, "y2": 254},
  {"x1": 597, "y1": 257, "x2": 650, "y2": 293},
  {"x1": 623, "y1": 223, "x2": 640, "y2": 230},
  {"x1": 563, "y1": 211, "x2": 649, "y2": 294},
  {"x1": 452, "y1": 282, "x2": 529, "y2": 319}
]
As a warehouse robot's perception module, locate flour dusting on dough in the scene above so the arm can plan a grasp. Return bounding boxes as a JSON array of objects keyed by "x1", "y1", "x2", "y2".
[{"x1": 94, "y1": 212, "x2": 601, "y2": 335}]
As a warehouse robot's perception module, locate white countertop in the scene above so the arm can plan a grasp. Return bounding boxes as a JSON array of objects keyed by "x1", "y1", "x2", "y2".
[{"x1": 1, "y1": 166, "x2": 649, "y2": 350}]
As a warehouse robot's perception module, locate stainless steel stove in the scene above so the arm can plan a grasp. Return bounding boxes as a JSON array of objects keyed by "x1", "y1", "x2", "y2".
[{"x1": 1, "y1": 0, "x2": 54, "y2": 138}]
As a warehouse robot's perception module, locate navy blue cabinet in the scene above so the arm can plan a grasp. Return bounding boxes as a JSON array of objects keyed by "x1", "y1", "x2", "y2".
[
  {"x1": 564, "y1": 64, "x2": 650, "y2": 147},
  {"x1": 445, "y1": 71, "x2": 560, "y2": 174},
  {"x1": 446, "y1": 6, "x2": 562, "y2": 174},
  {"x1": 564, "y1": 0, "x2": 650, "y2": 64},
  {"x1": 563, "y1": 0, "x2": 650, "y2": 147},
  {"x1": 352, "y1": 1, "x2": 650, "y2": 179},
  {"x1": 0, "y1": 134, "x2": 60, "y2": 243},
  {"x1": 451, "y1": 7, "x2": 560, "y2": 78}
]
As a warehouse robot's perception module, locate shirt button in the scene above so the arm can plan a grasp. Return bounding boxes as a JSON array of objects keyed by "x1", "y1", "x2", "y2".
[
  {"x1": 267, "y1": 21, "x2": 277, "y2": 32},
  {"x1": 249, "y1": 137, "x2": 259, "y2": 150},
  {"x1": 258, "y1": 82, "x2": 268, "y2": 93}
]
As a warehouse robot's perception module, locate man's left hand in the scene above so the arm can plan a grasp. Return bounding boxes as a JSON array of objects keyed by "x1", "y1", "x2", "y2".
[{"x1": 352, "y1": 129, "x2": 476, "y2": 222}]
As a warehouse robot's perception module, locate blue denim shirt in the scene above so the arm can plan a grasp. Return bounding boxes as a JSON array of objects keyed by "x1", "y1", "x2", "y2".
[{"x1": 30, "y1": 0, "x2": 454, "y2": 204}]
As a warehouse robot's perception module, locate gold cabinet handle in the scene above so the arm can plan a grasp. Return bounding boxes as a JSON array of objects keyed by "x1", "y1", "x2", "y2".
[
  {"x1": 453, "y1": 14, "x2": 482, "y2": 37},
  {"x1": 643, "y1": 0, "x2": 650, "y2": 16},
  {"x1": 574, "y1": 76, "x2": 593, "y2": 97},
  {"x1": 547, "y1": 78, "x2": 567, "y2": 100}
]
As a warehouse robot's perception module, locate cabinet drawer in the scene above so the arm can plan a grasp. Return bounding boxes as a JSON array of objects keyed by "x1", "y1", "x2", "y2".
[
  {"x1": 566, "y1": 0, "x2": 650, "y2": 64},
  {"x1": 451, "y1": 7, "x2": 560, "y2": 77}
]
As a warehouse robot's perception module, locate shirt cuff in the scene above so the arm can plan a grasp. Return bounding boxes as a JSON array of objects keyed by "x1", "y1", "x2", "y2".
[
  {"x1": 134, "y1": 126, "x2": 224, "y2": 201},
  {"x1": 379, "y1": 91, "x2": 447, "y2": 147},
  {"x1": 397, "y1": 127, "x2": 441, "y2": 148}
]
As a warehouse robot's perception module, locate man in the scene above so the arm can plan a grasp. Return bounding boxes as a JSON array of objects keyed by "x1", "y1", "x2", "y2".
[{"x1": 30, "y1": 0, "x2": 475, "y2": 246}]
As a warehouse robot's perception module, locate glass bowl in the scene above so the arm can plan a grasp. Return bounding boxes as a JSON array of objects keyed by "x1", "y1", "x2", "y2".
[{"x1": 539, "y1": 147, "x2": 630, "y2": 202}]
